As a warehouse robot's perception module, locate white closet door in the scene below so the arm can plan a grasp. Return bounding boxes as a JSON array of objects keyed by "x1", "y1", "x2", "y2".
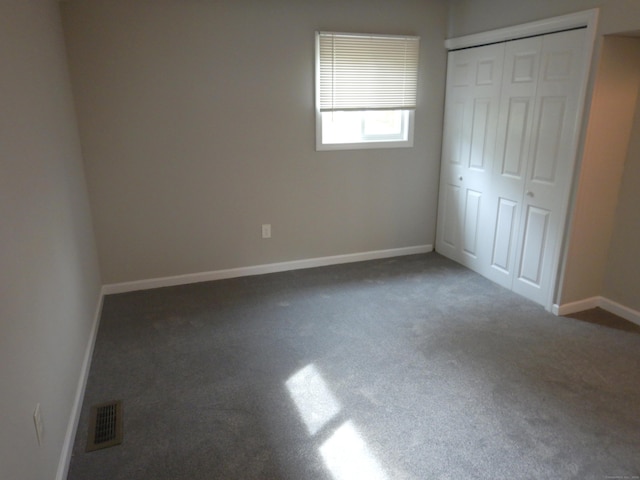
[
  {"x1": 485, "y1": 36, "x2": 542, "y2": 289},
  {"x1": 511, "y1": 29, "x2": 586, "y2": 305},
  {"x1": 436, "y1": 43, "x2": 504, "y2": 273},
  {"x1": 437, "y1": 28, "x2": 587, "y2": 309}
]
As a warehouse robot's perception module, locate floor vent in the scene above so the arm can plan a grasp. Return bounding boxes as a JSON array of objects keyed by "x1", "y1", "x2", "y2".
[{"x1": 86, "y1": 400, "x2": 123, "y2": 452}]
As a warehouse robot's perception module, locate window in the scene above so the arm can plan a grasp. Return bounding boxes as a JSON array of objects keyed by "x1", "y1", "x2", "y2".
[{"x1": 315, "y1": 32, "x2": 420, "y2": 151}]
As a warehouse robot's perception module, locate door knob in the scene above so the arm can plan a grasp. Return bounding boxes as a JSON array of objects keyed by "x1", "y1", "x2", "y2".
[
  {"x1": 526, "y1": 191, "x2": 534, "y2": 197},
  {"x1": 459, "y1": 176, "x2": 463, "y2": 181}
]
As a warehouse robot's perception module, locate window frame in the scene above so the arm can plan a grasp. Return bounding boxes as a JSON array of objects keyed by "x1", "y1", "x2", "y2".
[{"x1": 314, "y1": 31, "x2": 419, "y2": 152}]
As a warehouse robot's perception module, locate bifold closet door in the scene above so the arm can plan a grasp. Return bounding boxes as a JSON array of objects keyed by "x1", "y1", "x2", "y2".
[
  {"x1": 437, "y1": 28, "x2": 587, "y2": 307},
  {"x1": 487, "y1": 29, "x2": 586, "y2": 306},
  {"x1": 484, "y1": 35, "x2": 543, "y2": 290},
  {"x1": 435, "y1": 43, "x2": 504, "y2": 275}
]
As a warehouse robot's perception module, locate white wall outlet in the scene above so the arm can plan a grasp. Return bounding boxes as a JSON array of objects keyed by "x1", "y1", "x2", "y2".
[
  {"x1": 261, "y1": 224, "x2": 271, "y2": 239},
  {"x1": 33, "y1": 403, "x2": 43, "y2": 446}
]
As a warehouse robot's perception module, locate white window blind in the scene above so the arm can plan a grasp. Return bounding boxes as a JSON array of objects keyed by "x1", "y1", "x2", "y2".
[{"x1": 317, "y1": 32, "x2": 419, "y2": 112}]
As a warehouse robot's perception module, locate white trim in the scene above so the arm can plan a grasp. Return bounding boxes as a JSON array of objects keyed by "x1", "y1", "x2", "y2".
[
  {"x1": 553, "y1": 296, "x2": 640, "y2": 326},
  {"x1": 103, "y1": 245, "x2": 434, "y2": 295},
  {"x1": 56, "y1": 292, "x2": 104, "y2": 480},
  {"x1": 552, "y1": 296, "x2": 600, "y2": 316},
  {"x1": 600, "y1": 297, "x2": 640, "y2": 327},
  {"x1": 544, "y1": 15, "x2": 599, "y2": 312},
  {"x1": 550, "y1": 10, "x2": 600, "y2": 312},
  {"x1": 445, "y1": 9, "x2": 599, "y2": 51}
]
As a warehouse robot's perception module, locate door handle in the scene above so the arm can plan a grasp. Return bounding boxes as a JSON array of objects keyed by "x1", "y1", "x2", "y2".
[
  {"x1": 459, "y1": 176, "x2": 463, "y2": 181},
  {"x1": 526, "y1": 191, "x2": 534, "y2": 197}
]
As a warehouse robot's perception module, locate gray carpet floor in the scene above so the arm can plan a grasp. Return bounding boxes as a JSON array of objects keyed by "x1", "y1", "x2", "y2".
[{"x1": 67, "y1": 253, "x2": 640, "y2": 480}]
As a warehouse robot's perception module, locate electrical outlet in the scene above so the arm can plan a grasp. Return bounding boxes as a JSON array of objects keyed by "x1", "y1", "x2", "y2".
[
  {"x1": 33, "y1": 403, "x2": 43, "y2": 446},
  {"x1": 262, "y1": 224, "x2": 271, "y2": 239}
]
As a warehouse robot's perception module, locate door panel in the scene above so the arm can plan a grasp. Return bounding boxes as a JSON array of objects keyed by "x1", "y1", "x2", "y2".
[
  {"x1": 512, "y1": 29, "x2": 586, "y2": 305},
  {"x1": 443, "y1": 100, "x2": 466, "y2": 168},
  {"x1": 439, "y1": 182, "x2": 461, "y2": 257},
  {"x1": 476, "y1": 59, "x2": 496, "y2": 85},
  {"x1": 517, "y1": 205, "x2": 551, "y2": 286},
  {"x1": 485, "y1": 36, "x2": 541, "y2": 287},
  {"x1": 490, "y1": 197, "x2": 518, "y2": 283},
  {"x1": 469, "y1": 99, "x2": 491, "y2": 171},
  {"x1": 501, "y1": 98, "x2": 533, "y2": 178},
  {"x1": 463, "y1": 189, "x2": 482, "y2": 257},
  {"x1": 530, "y1": 97, "x2": 565, "y2": 183},
  {"x1": 452, "y1": 60, "x2": 471, "y2": 87},
  {"x1": 436, "y1": 43, "x2": 504, "y2": 273},
  {"x1": 512, "y1": 52, "x2": 537, "y2": 82}
]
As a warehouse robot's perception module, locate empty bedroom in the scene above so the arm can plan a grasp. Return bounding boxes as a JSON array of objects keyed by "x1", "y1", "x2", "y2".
[{"x1": 1, "y1": 0, "x2": 639, "y2": 479}]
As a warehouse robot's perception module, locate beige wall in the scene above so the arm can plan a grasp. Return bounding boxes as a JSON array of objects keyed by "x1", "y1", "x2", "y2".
[
  {"x1": 61, "y1": 0, "x2": 448, "y2": 284},
  {"x1": 604, "y1": 85, "x2": 640, "y2": 311},
  {"x1": 447, "y1": 0, "x2": 640, "y2": 310},
  {"x1": 561, "y1": 36, "x2": 640, "y2": 304},
  {"x1": 0, "y1": 1, "x2": 102, "y2": 479}
]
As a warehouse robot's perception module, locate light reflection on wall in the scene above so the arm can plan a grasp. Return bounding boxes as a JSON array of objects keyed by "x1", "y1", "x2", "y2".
[{"x1": 285, "y1": 364, "x2": 389, "y2": 480}]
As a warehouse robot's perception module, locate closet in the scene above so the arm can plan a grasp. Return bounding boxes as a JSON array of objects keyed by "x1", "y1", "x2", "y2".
[{"x1": 436, "y1": 28, "x2": 588, "y2": 308}]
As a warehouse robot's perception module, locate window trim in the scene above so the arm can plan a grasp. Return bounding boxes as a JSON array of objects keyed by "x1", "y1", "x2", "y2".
[{"x1": 314, "y1": 31, "x2": 419, "y2": 152}]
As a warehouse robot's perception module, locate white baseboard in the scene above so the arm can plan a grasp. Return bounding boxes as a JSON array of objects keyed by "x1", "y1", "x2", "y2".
[
  {"x1": 553, "y1": 296, "x2": 640, "y2": 326},
  {"x1": 552, "y1": 297, "x2": 601, "y2": 316},
  {"x1": 103, "y1": 245, "x2": 434, "y2": 295},
  {"x1": 56, "y1": 292, "x2": 104, "y2": 480},
  {"x1": 599, "y1": 297, "x2": 640, "y2": 326}
]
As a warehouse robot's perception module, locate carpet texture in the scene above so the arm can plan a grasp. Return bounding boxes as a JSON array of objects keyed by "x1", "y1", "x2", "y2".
[{"x1": 67, "y1": 253, "x2": 640, "y2": 480}]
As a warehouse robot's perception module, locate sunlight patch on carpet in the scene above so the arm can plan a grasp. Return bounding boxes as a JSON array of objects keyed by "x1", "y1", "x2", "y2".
[
  {"x1": 320, "y1": 420, "x2": 388, "y2": 480},
  {"x1": 286, "y1": 364, "x2": 341, "y2": 435}
]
